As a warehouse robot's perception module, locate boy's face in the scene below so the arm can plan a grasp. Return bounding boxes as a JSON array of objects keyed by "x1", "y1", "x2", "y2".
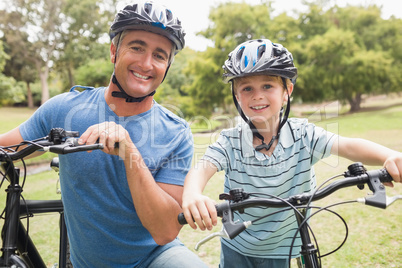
[{"x1": 234, "y1": 75, "x2": 293, "y2": 128}]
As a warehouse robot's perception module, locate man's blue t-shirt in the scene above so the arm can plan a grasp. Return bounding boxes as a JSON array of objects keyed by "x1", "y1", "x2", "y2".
[{"x1": 19, "y1": 86, "x2": 193, "y2": 267}]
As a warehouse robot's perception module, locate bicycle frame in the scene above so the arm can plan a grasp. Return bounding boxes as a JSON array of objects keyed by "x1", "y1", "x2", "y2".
[{"x1": 1, "y1": 159, "x2": 69, "y2": 268}]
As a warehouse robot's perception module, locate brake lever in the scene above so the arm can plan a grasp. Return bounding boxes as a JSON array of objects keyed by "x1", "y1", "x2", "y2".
[
  {"x1": 386, "y1": 195, "x2": 402, "y2": 207},
  {"x1": 356, "y1": 169, "x2": 402, "y2": 208},
  {"x1": 357, "y1": 194, "x2": 402, "y2": 208},
  {"x1": 195, "y1": 226, "x2": 229, "y2": 251}
]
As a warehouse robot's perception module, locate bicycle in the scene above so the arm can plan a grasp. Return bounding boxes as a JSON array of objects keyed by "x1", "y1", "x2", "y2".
[
  {"x1": 0, "y1": 128, "x2": 103, "y2": 268},
  {"x1": 178, "y1": 163, "x2": 402, "y2": 268}
]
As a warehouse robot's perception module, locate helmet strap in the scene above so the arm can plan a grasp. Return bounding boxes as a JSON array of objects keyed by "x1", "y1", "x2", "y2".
[
  {"x1": 111, "y1": 73, "x2": 156, "y2": 102},
  {"x1": 231, "y1": 78, "x2": 290, "y2": 152}
]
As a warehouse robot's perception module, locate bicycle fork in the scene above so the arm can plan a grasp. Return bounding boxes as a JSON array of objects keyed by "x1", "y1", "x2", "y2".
[
  {"x1": 1, "y1": 165, "x2": 26, "y2": 267},
  {"x1": 295, "y1": 208, "x2": 320, "y2": 268}
]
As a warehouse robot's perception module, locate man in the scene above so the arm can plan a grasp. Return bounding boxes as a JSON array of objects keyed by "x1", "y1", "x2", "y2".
[{"x1": 0, "y1": 2, "x2": 207, "y2": 267}]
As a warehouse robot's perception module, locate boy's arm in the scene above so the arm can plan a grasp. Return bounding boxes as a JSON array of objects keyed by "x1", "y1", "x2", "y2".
[
  {"x1": 182, "y1": 160, "x2": 218, "y2": 231},
  {"x1": 331, "y1": 136, "x2": 402, "y2": 183}
]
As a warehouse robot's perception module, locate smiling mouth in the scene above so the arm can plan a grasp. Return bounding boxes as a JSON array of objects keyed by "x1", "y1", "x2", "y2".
[
  {"x1": 132, "y1": 71, "x2": 151, "y2": 80},
  {"x1": 251, "y1": 105, "x2": 269, "y2": 110}
]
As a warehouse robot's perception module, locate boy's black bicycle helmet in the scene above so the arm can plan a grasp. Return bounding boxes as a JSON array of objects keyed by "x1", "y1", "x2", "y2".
[
  {"x1": 109, "y1": 1, "x2": 185, "y2": 102},
  {"x1": 223, "y1": 39, "x2": 297, "y2": 152}
]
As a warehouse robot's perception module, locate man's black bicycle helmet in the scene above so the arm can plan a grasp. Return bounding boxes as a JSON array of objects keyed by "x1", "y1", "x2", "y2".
[
  {"x1": 109, "y1": 1, "x2": 185, "y2": 52},
  {"x1": 109, "y1": 1, "x2": 185, "y2": 103},
  {"x1": 223, "y1": 39, "x2": 298, "y2": 152}
]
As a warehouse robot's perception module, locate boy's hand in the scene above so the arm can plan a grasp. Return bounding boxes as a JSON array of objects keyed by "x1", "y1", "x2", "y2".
[
  {"x1": 383, "y1": 153, "x2": 402, "y2": 186},
  {"x1": 182, "y1": 193, "x2": 218, "y2": 231}
]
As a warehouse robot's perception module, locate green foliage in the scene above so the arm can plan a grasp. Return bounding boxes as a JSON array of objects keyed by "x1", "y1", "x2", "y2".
[
  {"x1": 155, "y1": 47, "x2": 199, "y2": 119},
  {"x1": 75, "y1": 59, "x2": 114, "y2": 88},
  {"x1": 0, "y1": 40, "x2": 8, "y2": 71},
  {"x1": 0, "y1": 42, "x2": 26, "y2": 106},
  {"x1": 299, "y1": 2, "x2": 332, "y2": 38},
  {"x1": 0, "y1": 0, "x2": 115, "y2": 106},
  {"x1": 184, "y1": 52, "x2": 226, "y2": 118},
  {"x1": 184, "y1": 2, "x2": 278, "y2": 118},
  {"x1": 292, "y1": 4, "x2": 402, "y2": 111},
  {"x1": 0, "y1": 75, "x2": 26, "y2": 106},
  {"x1": 56, "y1": 0, "x2": 115, "y2": 88}
]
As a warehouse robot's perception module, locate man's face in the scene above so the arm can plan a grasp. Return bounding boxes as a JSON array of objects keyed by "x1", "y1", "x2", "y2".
[{"x1": 111, "y1": 30, "x2": 173, "y2": 98}]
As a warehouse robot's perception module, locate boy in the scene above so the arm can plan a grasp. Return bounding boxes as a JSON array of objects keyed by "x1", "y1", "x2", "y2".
[{"x1": 181, "y1": 39, "x2": 402, "y2": 267}]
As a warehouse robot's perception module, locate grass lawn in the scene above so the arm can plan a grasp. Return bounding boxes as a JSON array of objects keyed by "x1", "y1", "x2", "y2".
[{"x1": 1, "y1": 97, "x2": 402, "y2": 267}]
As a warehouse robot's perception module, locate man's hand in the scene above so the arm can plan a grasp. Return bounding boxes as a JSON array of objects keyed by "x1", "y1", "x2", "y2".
[{"x1": 79, "y1": 122, "x2": 135, "y2": 157}]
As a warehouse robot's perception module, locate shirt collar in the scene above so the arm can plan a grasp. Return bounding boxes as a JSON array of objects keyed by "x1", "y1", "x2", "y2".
[
  {"x1": 280, "y1": 121, "x2": 295, "y2": 149},
  {"x1": 239, "y1": 120, "x2": 294, "y2": 160}
]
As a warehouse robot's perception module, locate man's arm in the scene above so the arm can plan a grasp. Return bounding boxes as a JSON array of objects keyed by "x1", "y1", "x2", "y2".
[
  {"x1": 79, "y1": 121, "x2": 186, "y2": 245},
  {"x1": 0, "y1": 127, "x2": 24, "y2": 146},
  {"x1": 124, "y1": 148, "x2": 184, "y2": 245}
]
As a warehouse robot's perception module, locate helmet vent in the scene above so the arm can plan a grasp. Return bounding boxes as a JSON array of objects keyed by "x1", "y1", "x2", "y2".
[
  {"x1": 257, "y1": 44, "x2": 266, "y2": 61},
  {"x1": 144, "y1": 3, "x2": 152, "y2": 14},
  {"x1": 222, "y1": 39, "x2": 297, "y2": 83}
]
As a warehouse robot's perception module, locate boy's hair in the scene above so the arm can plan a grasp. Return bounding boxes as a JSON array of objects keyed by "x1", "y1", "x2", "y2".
[{"x1": 232, "y1": 75, "x2": 292, "y2": 95}]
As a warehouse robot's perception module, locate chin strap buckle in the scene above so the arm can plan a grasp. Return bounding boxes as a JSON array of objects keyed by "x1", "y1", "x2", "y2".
[{"x1": 111, "y1": 74, "x2": 155, "y2": 103}]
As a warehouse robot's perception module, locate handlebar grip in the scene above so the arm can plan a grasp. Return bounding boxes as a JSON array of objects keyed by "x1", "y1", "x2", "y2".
[
  {"x1": 48, "y1": 139, "x2": 104, "y2": 154},
  {"x1": 178, "y1": 203, "x2": 226, "y2": 225},
  {"x1": 379, "y1": 168, "x2": 393, "y2": 183},
  {"x1": 178, "y1": 213, "x2": 187, "y2": 225},
  {"x1": 62, "y1": 144, "x2": 104, "y2": 153}
]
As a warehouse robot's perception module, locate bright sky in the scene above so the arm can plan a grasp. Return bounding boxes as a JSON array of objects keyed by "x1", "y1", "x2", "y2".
[{"x1": 115, "y1": 0, "x2": 402, "y2": 51}]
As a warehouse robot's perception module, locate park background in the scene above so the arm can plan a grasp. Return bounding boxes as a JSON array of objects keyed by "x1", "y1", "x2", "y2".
[{"x1": 0, "y1": 0, "x2": 401, "y2": 267}]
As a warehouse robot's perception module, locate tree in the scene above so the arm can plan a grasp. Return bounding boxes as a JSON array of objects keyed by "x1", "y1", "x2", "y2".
[
  {"x1": 297, "y1": 27, "x2": 394, "y2": 112},
  {"x1": 185, "y1": 2, "x2": 277, "y2": 118},
  {"x1": 0, "y1": 0, "x2": 116, "y2": 106},
  {"x1": 75, "y1": 57, "x2": 113, "y2": 88},
  {"x1": 56, "y1": 0, "x2": 116, "y2": 89},
  {"x1": 0, "y1": 0, "x2": 66, "y2": 105},
  {"x1": 0, "y1": 41, "x2": 8, "y2": 77},
  {"x1": 0, "y1": 40, "x2": 26, "y2": 106},
  {"x1": 154, "y1": 47, "x2": 197, "y2": 119},
  {"x1": 1, "y1": 27, "x2": 37, "y2": 108}
]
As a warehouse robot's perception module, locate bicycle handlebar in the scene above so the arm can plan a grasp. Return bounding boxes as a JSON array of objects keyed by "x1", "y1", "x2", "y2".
[
  {"x1": 178, "y1": 163, "x2": 400, "y2": 241},
  {"x1": 0, "y1": 128, "x2": 104, "y2": 162}
]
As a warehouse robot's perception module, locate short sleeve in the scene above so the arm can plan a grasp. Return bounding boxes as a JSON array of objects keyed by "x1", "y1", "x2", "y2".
[
  {"x1": 303, "y1": 123, "x2": 338, "y2": 165},
  {"x1": 201, "y1": 133, "x2": 231, "y2": 172},
  {"x1": 154, "y1": 126, "x2": 194, "y2": 186}
]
